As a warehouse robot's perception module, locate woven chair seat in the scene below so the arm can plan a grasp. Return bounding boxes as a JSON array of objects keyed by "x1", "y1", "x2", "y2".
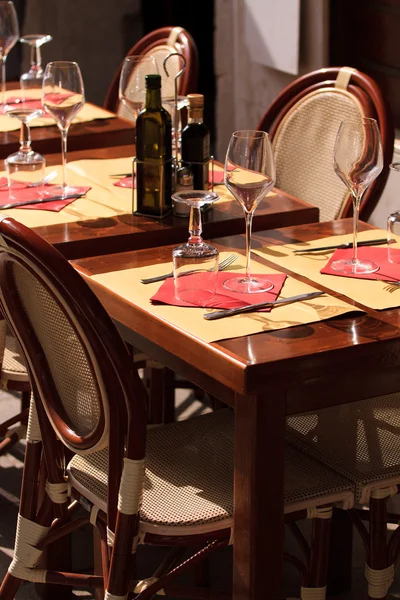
[
  {"x1": 68, "y1": 410, "x2": 354, "y2": 536},
  {"x1": 287, "y1": 393, "x2": 400, "y2": 504},
  {"x1": 1, "y1": 334, "x2": 28, "y2": 383}
]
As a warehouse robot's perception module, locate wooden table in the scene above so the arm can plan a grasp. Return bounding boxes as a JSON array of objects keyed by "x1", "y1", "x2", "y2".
[
  {"x1": 0, "y1": 113, "x2": 134, "y2": 159},
  {"x1": 4, "y1": 146, "x2": 318, "y2": 259},
  {"x1": 72, "y1": 218, "x2": 400, "y2": 600}
]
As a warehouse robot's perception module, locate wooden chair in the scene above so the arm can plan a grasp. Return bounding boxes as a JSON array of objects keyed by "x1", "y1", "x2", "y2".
[
  {"x1": 287, "y1": 394, "x2": 400, "y2": 599},
  {"x1": 257, "y1": 66, "x2": 394, "y2": 222},
  {"x1": 0, "y1": 216, "x2": 356, "y2": 600},
  {"x1": 104, "y1": 26, "x2": 198, "y2": 118}
]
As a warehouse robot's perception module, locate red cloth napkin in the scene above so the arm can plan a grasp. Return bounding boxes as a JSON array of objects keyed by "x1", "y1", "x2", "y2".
[
  {"x1": 150, "y1": 271, "x2": 287, "y2": 309},
  {"x1": 320, "y1": 246, "x2": 400, "y2": 281},
  {"x1": 2, "y1": 93, "x2": 72, "y2": 115},
  {"x1": 0, "y1": 178, "x2": 90, "y2": 211},
  {"x1": 114, "y1": 176, "x2": 134, "y2": 188}
]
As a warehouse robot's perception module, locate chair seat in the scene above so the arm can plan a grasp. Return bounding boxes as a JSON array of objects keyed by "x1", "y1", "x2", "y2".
[
  {"x1": 1, "y1": 334, "x2": 29, "y2": 383},
  {"x1": 68, "y1": 410, "x2": 354, "y2": 537},
  {"x1": 287, "y1": 393, "x2": 400, "y2": 504}
]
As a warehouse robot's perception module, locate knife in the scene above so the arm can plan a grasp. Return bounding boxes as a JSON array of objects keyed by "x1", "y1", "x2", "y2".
[
  {"x1": 203, "y1": 291, "x2": 325, "y2": 321},
  {"x1": 293, "y1": 238, "x2": 388, "y2": 254},
  {"x1": 0, "y1": 193, "x2": 86, "y2": 209}
]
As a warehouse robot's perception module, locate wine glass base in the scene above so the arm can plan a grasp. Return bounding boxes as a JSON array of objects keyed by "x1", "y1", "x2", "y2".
[
  {"x1": 331, "y1": 258, "x2": 379, "y2": 275},
  {"x1": 45, "y1": 184, "x2": 78, "y2": 199},
  {"x1": 223, "y1": 276, "x2": 274, "y2": 293}
]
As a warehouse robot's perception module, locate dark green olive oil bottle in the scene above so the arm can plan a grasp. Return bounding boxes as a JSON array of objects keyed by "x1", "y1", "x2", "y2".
[{"x1": 135, "y1": 74, "x2": 173, "y2": 217}]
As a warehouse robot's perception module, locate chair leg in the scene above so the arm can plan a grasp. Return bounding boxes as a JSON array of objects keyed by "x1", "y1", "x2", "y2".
[
  {"x1": 0, "y1": 572, "x2": 23, "y2": 599},
  {"x1": 366, "y1": 496, "x2": 392, "y2": 600},
  {"x1": 301, "y1": 512, "x2": 332, "y2": 600}
]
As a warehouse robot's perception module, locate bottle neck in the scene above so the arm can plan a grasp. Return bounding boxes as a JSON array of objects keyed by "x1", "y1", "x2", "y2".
[
  {"x1": 145, "y1": 87, "x2": 162, "y2": 109},
  {"x1": 188, "y1": 108, "x2": 203, "y2": 124}
]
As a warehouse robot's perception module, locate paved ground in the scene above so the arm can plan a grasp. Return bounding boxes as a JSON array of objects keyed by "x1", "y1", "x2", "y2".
[{"x1": 2, "y1": 388, "x2": 400, "y2": 599}]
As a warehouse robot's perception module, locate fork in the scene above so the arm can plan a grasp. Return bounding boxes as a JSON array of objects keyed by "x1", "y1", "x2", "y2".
[{"x1": 140, "y1": 253, "x2": 238, "y2": 284}]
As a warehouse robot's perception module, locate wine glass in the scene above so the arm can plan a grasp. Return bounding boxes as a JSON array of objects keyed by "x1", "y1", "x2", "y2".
[
  {"x1": 172, "y1": 190, "x2": 219, "y2": 304},
  {"x1": 5, "y1": 107, "x2": 46, "y2": 196},
  {"x1": 332, "y1": 117, "x2": 383, "y2": 274},
  {"x1": 0, "y1": 1, "x2": 19, "y2": 108},
  {"x1": 20, "y1": 34, "x2": 52, "y2": 92},
  {"x1": 223, "y1": 130, "x2": 276, "y2": 293},
  {"x1": 42, "y1": 61, "x2": 85, "y2": 198},
  {"x1": 119, "y1": 55, "x2": 158, "y2": 123}
]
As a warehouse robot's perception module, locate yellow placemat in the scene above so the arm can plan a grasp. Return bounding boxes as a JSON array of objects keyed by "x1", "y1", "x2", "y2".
[
  {"x1": 0, "y1": 90, "x2": 116, "y2": 132},
  {"x1": 90, "y1": 252, "x2": 363, "y2": 343},
  {"x1": 253, "y1": 229, "x2": 398, "y2": 310},
  {"x1": 66, "y1": 158, "x2": 276, "y2": 208},
  {"x1": 0, "y1": 165, "x2": 131, "y2": 227}
]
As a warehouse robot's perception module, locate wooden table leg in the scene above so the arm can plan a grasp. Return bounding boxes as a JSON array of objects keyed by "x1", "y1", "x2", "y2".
[
  {"x1": 327, "y1": 508, "x2": 353, "y2": 595},
  {"x1": 233, "y1": 390, "x2": 286, "y2": 600}
]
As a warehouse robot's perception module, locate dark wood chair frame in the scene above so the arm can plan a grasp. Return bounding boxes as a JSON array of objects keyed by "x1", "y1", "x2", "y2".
[
  {"x1": 104, "y1": 26, "x2": 199, "y2": 114},
  {"x1": 0, "y1": 218, "x2": 337, "y2": 600},
  {"x1": 257, "y1": 67, "x2": 395, "y2": 222}
]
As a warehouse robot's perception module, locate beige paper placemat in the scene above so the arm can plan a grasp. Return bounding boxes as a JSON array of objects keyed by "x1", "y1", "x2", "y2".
[
  {"x1": 66, "y1": 158, "x2": 276, "y2": 208},
  {"x1": 0, "y1": 90, "x2": 116, "y2": 132},
  {"x1": 0, "y1": 165, "x2": 131, "y2": 228},
  {"x1": 253, "y1": 229, "x2": 398, "y2": 310},
  {"x1": 90, "y1": 252, "x2": 363, "y2": 343}
]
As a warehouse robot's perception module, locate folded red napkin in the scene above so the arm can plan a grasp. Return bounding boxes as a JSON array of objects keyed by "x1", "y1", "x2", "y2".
[
  {"x1": 114, "y1": 176, "x2": 134, "y2": 188},
  {"x1": 150, "y1": 271, "x2": 287, "y2": 309},
  {"x1": 0, "y1": 178, "x2": 90, "y2": 211},
  {"x1": 320, "y1": 246, "x2": 400, "y2": 280}
]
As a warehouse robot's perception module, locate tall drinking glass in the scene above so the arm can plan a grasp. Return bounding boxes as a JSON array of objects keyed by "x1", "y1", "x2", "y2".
[
  {"x1": 119, "y1": 55, "x2": 158, "y2": 124},
  {"x1": 42, "y1": 61, "x2": 85, "y2": 198},
  {"x1": 332, "y1": 117, "x2": 383, "y2": 274},
  {"x1": 223, "y1": 130, "x2": 276, "y2": 293},
  {"x1": 0, "y1": 1, "x2": 19, "y2": 107}
]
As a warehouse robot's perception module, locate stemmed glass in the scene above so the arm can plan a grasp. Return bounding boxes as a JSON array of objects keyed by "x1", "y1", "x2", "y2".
[
  {"x1": 20, "y1": 34, "x2": 52, "y2": 92},
  {"x1": 224, "y1": 130, "x2": 276, "y2": 293},
  {"x1": 332, "y1": 117, "x2": 383, "y2": 274},
  {"x1": 5, "y1": 107, "x2": 45, "y2": 193},
  {"x1": 0, "y1": 1, "x2": 19, "y2": 107},
  {"x1": 172, "y1": 190, "x2": 219, "y2": 304},
  {"x1": 119, "y1": 55, "x2": 158, "y2": 123},
  {"x1": 42, "y1": 61, "x2": 85, "y2": 198}
]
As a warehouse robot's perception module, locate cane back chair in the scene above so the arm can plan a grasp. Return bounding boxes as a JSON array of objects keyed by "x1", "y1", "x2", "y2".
[
  {"x1": 257, "y1": 66, "x2": 394, "y2": 222},
  {"x1": 104, "y1": 26, "x2": 198, "y2": 120},
  {"x1": 0, "y1": 216, "x2": 356, "y2": 600},
  {"x1": 0, "y1": 321, "x2": 30, "y2": 456}
]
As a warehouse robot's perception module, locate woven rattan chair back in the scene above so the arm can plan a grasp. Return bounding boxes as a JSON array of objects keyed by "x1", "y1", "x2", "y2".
[
  {"x1": 257, "y1": 67, "x2": 394, "y2": 222},
  {"x1": 0, "y1": 217, "x2": 147, "y2": 460},
  {"x1": 104, "y1": 26, "x2": 198, "y2": 118}
]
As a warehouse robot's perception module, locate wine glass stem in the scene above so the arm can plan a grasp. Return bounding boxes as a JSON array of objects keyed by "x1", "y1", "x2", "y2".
[
  {"x1": 0, "y1": 57, "x2": 6, "y2": 107},
  {"x1": 60, "y1": 128, "x2": 68, "y2": 189},
  {"x1": 19, "y1": 122, "x2": 32, "y2": 154},
  {"x1": 244, "y1": 211, "x2": 254, "y2": 280},
  {"x1": 188, "y1": 205, "x2": 202, "y2": 244},
  {"x1": 352, "y1": 193, "x2": 362, "y2": 262}
]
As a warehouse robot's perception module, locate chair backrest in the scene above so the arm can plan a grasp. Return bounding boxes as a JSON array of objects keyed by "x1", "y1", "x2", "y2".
[
  {"x1": 104, "y1": 26, "x2": 198, "y2": 119},
  {"x1": 0, "y1": 216, "x2": 147, "y2": 466},
  {"x1": 257, "y1": 67, "x2": 394, "y2": 222}
]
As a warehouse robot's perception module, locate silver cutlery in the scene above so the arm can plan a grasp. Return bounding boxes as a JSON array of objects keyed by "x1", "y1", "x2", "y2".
[
  {"x1": 293, "y1": 238, "x2": 388, "y2": 254},
  {"x1": 0, "y1": 192, "x2": 86, "y2": 210},
  {"x1": 203, "y1": 291, "x2": 325, "y2": 321},
  {"x1": 140, "y1": 253, "x2": 238, "y2": 284},
  {"x1": 0, "y1": 170, "x2": 58, "y2": 189},
  {"x1": 109, "y1": 173, "x2": 132, "y2": 178}
]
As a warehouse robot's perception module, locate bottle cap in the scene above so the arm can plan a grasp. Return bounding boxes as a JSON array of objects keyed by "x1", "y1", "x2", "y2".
[
  {"x1": 145, "y1": 74, "x2": 161, "y2": 90},
  {"x1": 187, "y1": 94, "x2": 204, "y2": 108}
]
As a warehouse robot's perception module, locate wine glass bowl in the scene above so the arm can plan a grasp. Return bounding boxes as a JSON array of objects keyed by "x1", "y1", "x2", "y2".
[
  {"x1": 332, "y1": 117, "x2": 383, "y2": 275},
  {"x1": 42, "y1": 61, "x2": 85, "y2": 197},
  {"x1": 0, "y1": 1, "x2": 19, "y2": 107},
  {"x1": 119, "y1": 55, "x2": 158, "y2": 124},
  {"x1": 5, "y1": 107, "x2": 45, "y2": 195},
  {"x1": 223, "y1": 130, "x2": 275, "y2": 293},
  {"x1": 20, "y1": 34, "x2": 52, "y2": 92},
  {"x1": 172, "y1": 190, "x2": 219, "y2": 304}
]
